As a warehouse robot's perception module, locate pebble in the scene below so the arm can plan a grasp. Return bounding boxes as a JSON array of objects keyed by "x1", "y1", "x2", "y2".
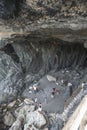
[
  {"x1": 47, "y1": 75, "x2": 56, "y2": 82},
  {"x1": 56, "y1": 82, "x2": 59, "y2": 85},
  {"x1": 29, "y1": 90, "x2": 32, "y2": 94},
  {"x1": 67, "y1": 83, "x2": 72, "y2": 87},
  {"x1": 3, "y1": 109, "x2": 7, "y2": 113},
  {"x1": 24, "y1": 98, "x2": 34, "y2": 105},
  {"x1": 19, "y1": 102, "x2": 24, "y2": 107},
  {"x1": 29, "y1": 86, "x2": 33, "y2": 90},
  {"x1": 61, "y1": 80, "x2": 64, "y2": 83}
]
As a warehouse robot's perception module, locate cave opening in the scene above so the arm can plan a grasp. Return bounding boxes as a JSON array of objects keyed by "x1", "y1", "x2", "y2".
[
  {"x1": 21, "y1": 40, "x2": 87, "y2": 74},
  {"x1": 2, "y1": 44, "x2": 19, "y2": 63},
  {"x1": 5, "y1": 39, "x2": 87, "y2": 75}
]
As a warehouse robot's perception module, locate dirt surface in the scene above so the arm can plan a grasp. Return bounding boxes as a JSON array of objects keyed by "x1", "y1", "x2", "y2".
[{"x1": 22, "y1": 67, "x2": 86, "y2": 114}]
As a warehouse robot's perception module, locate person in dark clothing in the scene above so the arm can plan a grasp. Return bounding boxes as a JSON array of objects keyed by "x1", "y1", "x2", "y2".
[{"x1": 51, "y1": 87, "x2": 60, "y2": 98}]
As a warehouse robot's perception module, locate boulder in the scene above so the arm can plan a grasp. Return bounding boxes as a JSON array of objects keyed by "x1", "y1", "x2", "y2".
[
  {"x1": 9, "y1": 106, "x2": 46, "y2": 130},
  {"x1": 9, "y1": 119, "x2": 23, "y2": 130},
  {"x1": 15, "y1": 105, "x2": 35, "y2": 117},
  {"x1": 26, "y1": 111, "x2": 47, "y2": 129},
  {"x1": 4, "y1": 111, "x2": 15, "y2": 126}
]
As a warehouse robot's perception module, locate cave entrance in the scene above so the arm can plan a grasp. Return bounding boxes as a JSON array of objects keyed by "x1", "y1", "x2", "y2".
[
  {"x1": 2, "y1": 44, "x2": 19, "y2": 63},
  {"x1": 34, "y1": 41, "x2": 87, "y2": 73},
  {"x1": 8, "y1": 38, "x2": 87, "y2": 74}
]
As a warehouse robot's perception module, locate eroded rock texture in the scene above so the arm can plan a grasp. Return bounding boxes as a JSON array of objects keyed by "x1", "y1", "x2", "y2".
[
  {"x1": 0, "y1": 39, "x2": 87, "y2": 104},
  {"x1": 0, "y1": 51, "x2": 23, "y2": 104}
]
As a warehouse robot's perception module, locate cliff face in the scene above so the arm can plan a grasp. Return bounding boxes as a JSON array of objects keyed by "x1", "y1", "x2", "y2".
[
  {"x1": 0, "y1": 0, "x2": 87, "y2": 104},
  {"x1": 0, "y1": 0, "x2": 87, "y2": 44}
]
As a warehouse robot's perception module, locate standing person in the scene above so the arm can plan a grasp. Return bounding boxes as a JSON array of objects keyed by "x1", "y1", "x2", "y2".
[
  {"x1": 81, "y1": 83, "x2": 85, "y2": 91},
  {"x1": 33, "y1": 86, "x2": 39, "y2": 93},
  {"x1": 38, "y1": 103, "x2": 42, "y2": 112},
  {"x1": 51, "y1": 87, "x2": 60, "y2": 98},
  {"x1": 44, "y1": 95, "x2": 47, "y2": 103},
  {"x1": 51, "y1": 88, "x2": 56, "y2": 98},
  {"x1": 51, "y1": 91, "x2": 55, "y2": 98}
]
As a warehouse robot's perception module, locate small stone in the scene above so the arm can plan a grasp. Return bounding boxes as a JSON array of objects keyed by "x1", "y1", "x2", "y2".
[
  {"x1": 17, "y1": 99, "x2": 22, "y2": 103},
  {"x1": 47, "y1": 75, "x2": 56, "y2": 82},
  {"x1": 3, "y1": 109, "x2": 7, "y2": 113},
  {"x1": 4, "y1": 111, "x2": 15, "y2": 126},
  {"x1": 56, "y1": 82, "x2": 59, "y2": 85},
  {"x1": 29, "y1": 86, "x2": 33, "y2": 90},
  {"x1": 66, "y1": 70, "x2": 69, "y2": 73},
  {"x1": 61, "y1": 80, "x2": 64, "y2": 83},
  {"x1": 19, "y1": 102, "x2": 24, "y2": 107},
  {"x1": 67, "y1": 83, "x2": 72, "y2": 87},
  {"x1": 29, "y1": 91, "x2": 32, "y2": 94},
  {"x1": 24, "y1": 98, "x2": 34, "y2": 105},
  {"x1": 34, "y1": 98, "x2": 38, "y2": 103}
]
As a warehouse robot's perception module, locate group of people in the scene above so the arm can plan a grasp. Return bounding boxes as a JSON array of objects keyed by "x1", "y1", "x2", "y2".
[
  {"x1": 51, "y1": 87, "x2": 60, "y2": 98},
  {"x1": 32, "y1": 82, "x2": 60, "y2": 112}
]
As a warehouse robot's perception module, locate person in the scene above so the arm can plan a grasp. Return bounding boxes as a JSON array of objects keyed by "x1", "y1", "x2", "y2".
[
  {"x1": 38, "y1": 103, "x2": 42, "y2": 112},
  {"x1": 51, "y1": 87, "x2": 60, "y2": 98},
  {"x1": 81, "y1": 83, "x2": 85, "y2": 91},
  {"x1": 34, "y1": 97, "x2": 37, "y2": 103},
  {"x1": 51, "y1": 91, "x2": 55, "y2": 98}
]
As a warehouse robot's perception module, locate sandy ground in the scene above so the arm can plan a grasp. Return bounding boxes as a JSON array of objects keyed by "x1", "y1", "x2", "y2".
[{"x1": 22, "y1": 76, "x2": 64, "y2": 113}]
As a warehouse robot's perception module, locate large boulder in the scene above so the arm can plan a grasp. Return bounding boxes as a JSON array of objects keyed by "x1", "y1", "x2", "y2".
[
  {"x1": 25, "y1": 111, "x2": 47, "y2": 129},
  {"x1": 0, "y1": 51, "x2": 23, "y2": 104},
  {"x1": 9, "y1": 104, "x2": 47, "y2": 130}
]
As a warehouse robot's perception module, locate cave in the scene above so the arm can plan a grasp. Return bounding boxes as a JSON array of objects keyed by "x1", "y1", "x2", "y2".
[
  {"x1": 0, "y1": 38, "x2": 87, "y2": 130},
  {"x1": 2, "y1": 38, "x2": 87, "y2": 95},
  {"x1": 1, "y1": 0, "x2": 87, "y2": 130},
  {"x1": 11, "y1": 39, "x2": 87, "y2": 74}
]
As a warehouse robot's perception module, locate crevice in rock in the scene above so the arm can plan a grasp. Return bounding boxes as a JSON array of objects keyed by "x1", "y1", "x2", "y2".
[{"x1": 1, "y1": 44, "x2": 19, "y2": 63}]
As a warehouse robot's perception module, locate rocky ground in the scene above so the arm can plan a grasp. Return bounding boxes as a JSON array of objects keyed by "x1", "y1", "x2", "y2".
[{"x1": 0, "y1": 67, "x2": 87, "y2": 130}]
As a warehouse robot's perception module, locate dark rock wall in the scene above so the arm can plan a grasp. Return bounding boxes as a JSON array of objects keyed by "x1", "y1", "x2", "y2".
[
  {"x1": 0, "y1": 39, "x2": 87, "y2": 103},
  {"x1": 0, "y1": 51, "x2": 23, "y2": 104},
  {"x1": 0, "y1": 0, "x2": 87, "y2": 19},
  {"x1": 0, "y1": 0, "x2": 24, "y2": 19},
  {"x1": 12, "y1": 41, "x2": 87, "y2": 74}
]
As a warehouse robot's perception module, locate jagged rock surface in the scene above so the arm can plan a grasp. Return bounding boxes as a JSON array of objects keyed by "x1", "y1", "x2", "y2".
[
  {"x1": 0, "y1": 0, "x2": 87, "y2": 130},
  {"x1": 0, "y1": 51, "x2": 23, "y2": 104}
]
